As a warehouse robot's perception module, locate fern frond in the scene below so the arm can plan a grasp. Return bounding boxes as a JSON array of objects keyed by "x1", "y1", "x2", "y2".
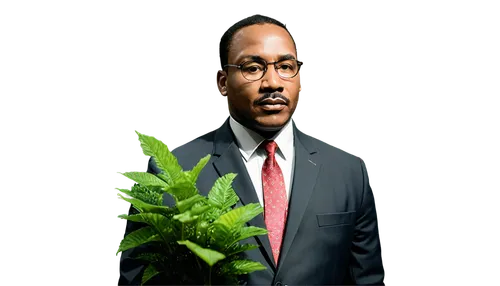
[
  {"x1": 224, "y1": 243, "x2": 260, "y2": 257},
  {"x1": 208, "y1": 173, "x2": 239, "y2": 210},
  {"x1": 121, "y1": 172, "x2": 168, "y2": 188},
  {"x1": 136, "y1": 131, "x2": 183, "y2": 185},
  {"x1": 117, "y1": 226, "x2": 161, "y2": 254},
  {"x1": 164, "y1": 179, "x2": 198, "y2": 201},
  {"x1": 141, "y1": 264, "x2": 161, "y2": 285},
  {"x1": 213, "y1": 203, "x2": 263, "y2": 228},
  {"x1": 177, "y1": 240, "x2": 226, "y2": 267},
  {"x1": 185, "y1": 154, "x2": 210, "y2": 183},
  {"x1": 220, "y1": 259, "x2": 266, "y2": 275},
  {"x1": 117, "y1": 194, "x2": 172, "y2": 214}
]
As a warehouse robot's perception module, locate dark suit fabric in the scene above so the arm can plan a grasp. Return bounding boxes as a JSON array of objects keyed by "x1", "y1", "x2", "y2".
[{"x1": 119, "y1": 119, "x2": 384, "y2": 285}]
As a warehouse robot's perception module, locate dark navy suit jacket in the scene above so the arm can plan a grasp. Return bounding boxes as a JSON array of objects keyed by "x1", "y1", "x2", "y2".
[{"x1": 119, "y1": 119, "x2": 384, "y2": 285}]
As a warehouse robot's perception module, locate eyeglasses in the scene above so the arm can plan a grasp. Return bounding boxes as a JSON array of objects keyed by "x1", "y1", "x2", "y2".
[{"x1": 224, "y1": 58, "x2": 303, "y2": 81}]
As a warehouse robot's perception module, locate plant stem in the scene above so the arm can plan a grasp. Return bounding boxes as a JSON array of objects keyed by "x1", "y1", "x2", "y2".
[
  {"x1": 208, "y1": 266, "x2": 212, "y2": 286},
  {"x1": 181, "y1": 223, "x2": 185, "y2": 240},
  {"x1": 195, "y1": 256, "x2": 202, "y2": 271}
]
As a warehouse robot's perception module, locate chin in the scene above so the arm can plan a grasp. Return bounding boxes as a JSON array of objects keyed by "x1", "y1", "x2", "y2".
[{"x1": 254, "y1": 115, "x2": 290, "y2": 131}]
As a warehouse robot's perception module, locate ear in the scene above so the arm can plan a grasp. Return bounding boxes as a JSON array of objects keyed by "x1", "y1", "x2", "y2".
[
  {"x1": 217, "y1": 70, "x2": 228, "y2": 96},
  {"x1": 299, "y1": 72, "x2": 304, "y2": 98}
]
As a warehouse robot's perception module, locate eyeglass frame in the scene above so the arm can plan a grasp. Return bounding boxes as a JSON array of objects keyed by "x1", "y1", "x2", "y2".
[{"x1": 223, "y1": 58, "x2": 303, "y2": 82}]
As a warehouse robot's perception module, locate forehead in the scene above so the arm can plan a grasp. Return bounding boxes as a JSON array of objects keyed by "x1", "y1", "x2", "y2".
[{"x1": 228, "y1": 24, "x2": 296, "y2": 63}]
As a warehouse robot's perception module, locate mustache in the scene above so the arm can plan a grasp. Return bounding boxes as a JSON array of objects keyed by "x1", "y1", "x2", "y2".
[{"x1": 254, "y1": 92, "x2": 290, "y2": 105}]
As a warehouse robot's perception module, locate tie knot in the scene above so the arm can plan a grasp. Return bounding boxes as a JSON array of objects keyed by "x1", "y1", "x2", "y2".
[{"x1": 262, "y1": 140, "x2": 278, "y2": 157}]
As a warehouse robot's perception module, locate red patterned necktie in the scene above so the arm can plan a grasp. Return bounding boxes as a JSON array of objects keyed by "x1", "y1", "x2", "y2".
[{"x1": 261, "y1": 140, "x2": 288, "y2": 264}]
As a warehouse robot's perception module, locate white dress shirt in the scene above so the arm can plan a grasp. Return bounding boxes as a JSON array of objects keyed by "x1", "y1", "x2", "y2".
[{"x1": 229, "y1": 116, "x2": 295, "y2": 206}]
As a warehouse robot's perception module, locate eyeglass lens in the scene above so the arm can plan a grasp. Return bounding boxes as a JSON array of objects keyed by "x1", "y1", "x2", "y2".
[{"x1": 240, "y1": 60, "x2": 299, "y2": 81}]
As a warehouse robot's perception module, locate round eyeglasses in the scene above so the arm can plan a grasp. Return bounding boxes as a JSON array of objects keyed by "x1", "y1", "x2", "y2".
[{"x1": 224, "y1": 59, "x2": 303, "y2": 81}]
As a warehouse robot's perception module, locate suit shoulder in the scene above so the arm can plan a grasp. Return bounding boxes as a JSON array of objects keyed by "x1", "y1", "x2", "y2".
[
  {"x1": 170, "y1": 129, "x2": 217, "y2": 169},
  {"x1": 172, "y1": 129, "x2": 215, "y2": 154},
  {"x1": 298, "y1": 131, "x2": 362, "y2": 164}
]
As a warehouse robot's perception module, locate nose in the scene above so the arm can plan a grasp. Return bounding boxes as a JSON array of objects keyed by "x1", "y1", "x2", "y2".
[{"x1": 260, "y1": 66, "x2": 283, "y2": 92}]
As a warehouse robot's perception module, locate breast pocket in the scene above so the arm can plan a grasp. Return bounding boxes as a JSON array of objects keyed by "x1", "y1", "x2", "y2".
[{"x1": 316, "y1": 211, "x2": 356, "y2": 228}]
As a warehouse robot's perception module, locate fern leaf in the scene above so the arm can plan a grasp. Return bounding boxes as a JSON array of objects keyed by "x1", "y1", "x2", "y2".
[
  {"x1": 213, "y1": 203, "x2": 263, "y2": 228},
  {"x1": 202, "y1": 207, "x2": 223, "y2": 222},
  {"x1": 136, "y1": 131, "x2": 183, "y2": 185},
  {"x1": 120, "y1": 213, "x2": 174, "y2": 245},
  {"x1": 211, "y1": 223, "x2": 231, "y2": 249},
  {"x1": 194, "y1": 220, "x2": 210, "y2": 245},
  {"x1": 141, "y1": 264, "x2": 161, "y2": 285},
  {"x1": 117, "y1": 226, "x2": 161, "y2": 254},
  {"x1": 208, "y1": 173, "x2": 239, "y2": 210},
  {"x1": 121, "y1": 172, "x2": 168, "y2": 188},
  {"x1": 177, "y1": 194, "x2": 205, "y2": 213},
  {"x1": 225, "y1": 243, "x2": 260, "y2": 257},
  {"x1": 185, "y1": 154, "x2": 210, "y2": 183},
  {"x1": 118, "y1": 213, "x2": 172, "y2": 234},
  {"x1": 156, "y1": 173, "x2": 173, "y2": 185},
  {"x1": 118, "y1": 185, "x2": 163, "y2": 206},
  {"x1": 190, "y1": 204, "x2": 211, "y2": 215},
  {"x1": 117, "y1": 194, "x2": 172, "y2": 214},
  {"x1": 231, "y1": 226, "x2": 268, "y2": 245},
  {"x1": 173, "y1": 211, "x2": 199, "y2": 223},
  {"x1": 220, "y1": 259, "x2": 266, "y2": 275},
  {"x1": 177, "y1": 240, "x2": 226, "y2": 267},
  {"x1": 174, "y1": 203, "x2": 212, "y2": 225},
  {"x1": 164, "y1": 179, "x2": 198, "y2": 201}
]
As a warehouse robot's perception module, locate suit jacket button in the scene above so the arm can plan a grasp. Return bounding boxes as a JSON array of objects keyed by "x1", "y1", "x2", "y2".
[{"x1": 275, "y1": 282, "x2": 282, "y2": 286}]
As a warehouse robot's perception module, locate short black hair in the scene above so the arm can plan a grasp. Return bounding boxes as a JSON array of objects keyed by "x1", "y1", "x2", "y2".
[{"x1": 219, "y1": 14, "x2": 296, "y2": 69}]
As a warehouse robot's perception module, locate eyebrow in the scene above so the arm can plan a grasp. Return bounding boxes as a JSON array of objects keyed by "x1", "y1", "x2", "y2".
[{"x1": 239, "y1": 54, "x2": 297, "y2": 63}]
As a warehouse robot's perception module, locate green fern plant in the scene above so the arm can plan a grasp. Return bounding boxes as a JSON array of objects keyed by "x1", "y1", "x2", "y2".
[{"x1": 117, "y1": 131, "x2": 268, "y2": 285}]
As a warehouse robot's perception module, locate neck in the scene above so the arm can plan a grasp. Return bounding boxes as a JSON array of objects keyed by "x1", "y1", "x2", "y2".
[{"x1": 256, "y1": 130, "x2": 279, "y2": 139}]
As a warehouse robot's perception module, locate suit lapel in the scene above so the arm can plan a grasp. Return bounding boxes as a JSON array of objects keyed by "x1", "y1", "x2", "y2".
[
  {"x1": 211, "y1": 120, "x2": 277, "y2": 270},
  {"x1": 278, "y1": 126, "x2": 320, "y2": 269}
]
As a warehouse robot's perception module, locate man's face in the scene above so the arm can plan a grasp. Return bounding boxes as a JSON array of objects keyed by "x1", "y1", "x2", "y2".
[{"x1": 217, "y1": 24, "x2": 301, "y2": 133}]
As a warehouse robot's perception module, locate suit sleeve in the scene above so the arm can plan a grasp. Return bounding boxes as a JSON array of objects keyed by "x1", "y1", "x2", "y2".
[
  {"x1": 118, "y1": 158, "x2": 164, "y2": 285},
  {"x1": 345, "y1": 159, "x2": 385, "y2": 285}
]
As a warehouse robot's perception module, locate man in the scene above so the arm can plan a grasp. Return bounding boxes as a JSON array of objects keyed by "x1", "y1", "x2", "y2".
[{"x1": 120, "y1": 14, "x2": 384, "y2": 285}]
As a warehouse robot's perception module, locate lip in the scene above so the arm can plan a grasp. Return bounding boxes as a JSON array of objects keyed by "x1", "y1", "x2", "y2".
[
  {"x1": 259, "y1": 98, "x2": 288, "y2": 105},
  {"x1": 259, "y1": 104, "x2": 286, "y2": 111}
]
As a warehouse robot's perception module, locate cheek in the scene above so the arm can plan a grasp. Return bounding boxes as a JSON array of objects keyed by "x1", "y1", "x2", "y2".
[
  {"x1": 228, "y1": 82, "x2": 259, "y2": 104},
  {"x1": 290, "y1": 78, "x2": 301, "y2": 93},
  {"x1": 227, "y1": 74, "x2": 245, "y2": 93}
]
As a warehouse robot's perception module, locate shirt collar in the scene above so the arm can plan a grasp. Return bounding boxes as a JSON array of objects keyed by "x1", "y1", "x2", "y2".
[{"x1": 229, "y1": 116, "x2": 294, "y2": 162}]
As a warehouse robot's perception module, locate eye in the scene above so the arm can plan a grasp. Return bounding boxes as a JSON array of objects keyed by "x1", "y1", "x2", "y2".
[
  {"x1": 277, "y1": 60, "x2": 296, "y2": 72},
  {"x1": 242, "y1": 62, "x2": 265, "y2": 73}
]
